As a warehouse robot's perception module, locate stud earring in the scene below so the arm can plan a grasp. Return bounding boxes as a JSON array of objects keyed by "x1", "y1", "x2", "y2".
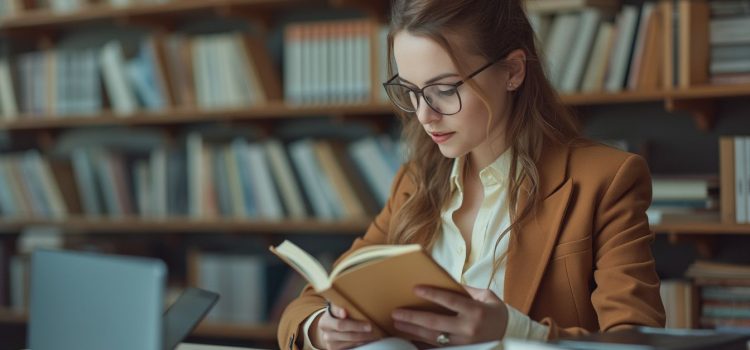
[{"x1": 507, "y1": 81, "x2": 515, "y2": 90}]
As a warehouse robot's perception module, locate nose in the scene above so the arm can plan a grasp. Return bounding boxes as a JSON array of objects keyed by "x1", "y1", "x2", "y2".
[{"x1": 415, "y1": 96, "x2": 441, "y2": 125}]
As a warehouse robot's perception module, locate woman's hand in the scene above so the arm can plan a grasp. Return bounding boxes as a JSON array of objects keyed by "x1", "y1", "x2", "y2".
[
  {"x1": 391, "y1": 285, "x2": 509, "y2": 347},
  {"x1": 311, "y1": 303, "x2": 381, "y2": 350}
]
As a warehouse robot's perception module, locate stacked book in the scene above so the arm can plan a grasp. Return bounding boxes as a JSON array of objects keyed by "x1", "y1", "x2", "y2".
[
  {"x1": 646, "y1": 175, "x2": 719, "y2": 225},
  {"x1": 709, "y1": 0, "x2": 750, "y2": 85},
  {"x1": 686, "y1": 261, "x2": 750, "y2": 331}
]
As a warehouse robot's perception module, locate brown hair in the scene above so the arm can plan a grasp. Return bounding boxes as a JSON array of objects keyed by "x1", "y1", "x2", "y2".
[{"x1": 385, "y1": 0, "x2": 582, "y2": 277}]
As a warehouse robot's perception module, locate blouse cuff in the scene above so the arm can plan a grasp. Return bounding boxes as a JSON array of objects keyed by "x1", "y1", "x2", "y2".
[
  {"x1": 301, "y1": 308, "x2": 327, "y2": 350},
  {"x1": 504, "y1": 303, "x2": 550, "y2": 340}
]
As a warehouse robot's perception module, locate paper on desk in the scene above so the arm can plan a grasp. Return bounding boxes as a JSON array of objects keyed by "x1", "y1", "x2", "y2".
[
  {"x1": 503, "y1": 339, "x2": 566, "y2": 349},
  {"x1": 176, "y1": 343, "x2": 266, "y2": 350},
  {"x1": 352, "y1": 337, "x2": 502, "y2": 350}
]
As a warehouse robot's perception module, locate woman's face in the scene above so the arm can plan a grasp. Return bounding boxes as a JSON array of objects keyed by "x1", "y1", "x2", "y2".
[{"x1": 392, "y1": 31, "x2": 512, "y2": 163}]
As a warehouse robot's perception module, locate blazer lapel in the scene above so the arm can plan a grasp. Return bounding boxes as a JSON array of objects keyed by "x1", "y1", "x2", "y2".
[{"x1": 504, "y1": 140, "x2": 573, "y2": 314}]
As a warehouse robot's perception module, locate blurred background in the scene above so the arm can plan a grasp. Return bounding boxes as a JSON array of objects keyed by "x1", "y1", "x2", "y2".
[{"x1": 0, "y1": 0, "x2": 750, "y2": 348}]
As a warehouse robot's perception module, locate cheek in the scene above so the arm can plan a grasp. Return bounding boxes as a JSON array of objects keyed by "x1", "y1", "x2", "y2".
[{"x1": 454, "y1": 94, "x2": 490, "y2": 131}]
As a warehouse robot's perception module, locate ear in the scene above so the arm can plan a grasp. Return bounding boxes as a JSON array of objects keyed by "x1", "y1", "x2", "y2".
[{"x1": 504, "y1": 49, "x2": 526, "y2": 91}]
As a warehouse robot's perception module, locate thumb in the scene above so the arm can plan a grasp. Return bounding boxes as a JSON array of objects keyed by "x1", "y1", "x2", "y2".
[{"x1": 330, "y1": 303, "x2": 348, "y2": 319}]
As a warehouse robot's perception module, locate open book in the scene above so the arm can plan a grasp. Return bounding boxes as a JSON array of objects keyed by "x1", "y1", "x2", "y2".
[{"x1": 269, "y1": 240, "x2": 469, "y2": 338}]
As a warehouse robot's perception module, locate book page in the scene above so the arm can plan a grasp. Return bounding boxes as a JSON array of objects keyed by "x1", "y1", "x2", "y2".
[
  {"x1": 270, "y1": 240, "x2": 331, "y2": 291},
  {"x1": 330, "y1": 244, "x2": 421, "y2": 280}
]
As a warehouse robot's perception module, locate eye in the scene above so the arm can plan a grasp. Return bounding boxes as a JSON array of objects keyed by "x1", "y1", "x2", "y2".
[{"x1": 438, "y1": 87, "x2": 457, "y2": 97}]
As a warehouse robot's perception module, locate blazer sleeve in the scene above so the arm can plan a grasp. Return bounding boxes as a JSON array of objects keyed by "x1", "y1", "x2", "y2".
[
  {"x1": 541, "y1": 154, "x2": 666, "y2": 339},
  {"x1": 276, "y1": 165, "x2": 412, "y2": 350}
]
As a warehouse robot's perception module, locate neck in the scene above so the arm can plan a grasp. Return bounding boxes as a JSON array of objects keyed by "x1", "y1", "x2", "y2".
[{"x1": 467, "y1": 140, "x2": 509, "y2": 177}]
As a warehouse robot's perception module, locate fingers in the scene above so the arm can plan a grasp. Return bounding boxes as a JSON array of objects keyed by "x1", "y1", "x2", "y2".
[
  {"x1": 393, "y1": 320, "x2": 467, "y2": 347},
  {"x1": 320, "y1": 315, "x2": 371, "y2": 333},
  {"x1": 321, "y1": 328, "x2": 378, "y2": 343},
  {"x1": 391, "y1": 309, "x2": 455, "y2": 333},
  {"x1": 393, "y1": 320, "x2": 440, "y2": 346},
  {"x1": 414, "y1": 286, "x2": 475, "y2": 313},
  {"x1": 318, "y1": 305, "x2": 379, "y2": 349},
  {"x1": 318, "y1": 318, "x2": 379, "y2": 350}
]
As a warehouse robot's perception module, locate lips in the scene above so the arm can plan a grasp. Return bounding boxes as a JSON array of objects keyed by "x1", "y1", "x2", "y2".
[{"x1": 429, "y1": 131, "x2": 455, "y2": 144}]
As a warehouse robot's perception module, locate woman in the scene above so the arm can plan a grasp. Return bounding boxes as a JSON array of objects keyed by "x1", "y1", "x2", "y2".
[{"x1": 278, "y1": 0, "x2": 665, "y2": 349}]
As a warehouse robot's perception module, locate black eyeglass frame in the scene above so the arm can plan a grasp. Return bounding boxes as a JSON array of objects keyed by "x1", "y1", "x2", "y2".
[{"x1": 382, "y1": 57, "x2": 504, "y2": 116}]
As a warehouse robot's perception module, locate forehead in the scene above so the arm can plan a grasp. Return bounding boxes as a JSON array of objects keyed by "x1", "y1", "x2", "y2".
[{"x1": 392, "y1": 32, "x2": 457, "y2": 82}]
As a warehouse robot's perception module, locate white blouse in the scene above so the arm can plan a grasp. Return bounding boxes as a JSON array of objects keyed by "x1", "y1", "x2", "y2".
[{"x1": 431, "y1": 150, "x2": 549, "y2": 340}]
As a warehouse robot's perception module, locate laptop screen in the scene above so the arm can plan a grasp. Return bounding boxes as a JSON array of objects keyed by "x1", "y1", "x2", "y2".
[{"x1": 163, "y1": 287, "x2": 220, "y2": 350}]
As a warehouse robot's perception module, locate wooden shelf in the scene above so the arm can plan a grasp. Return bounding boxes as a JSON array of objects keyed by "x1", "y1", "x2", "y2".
[
  {"x1": 652, "y1": 221, "x2": 750, "y2": 235},
  {"x1": 193, "y1": 321, "x2": 277, "y2": 341},
  {"x1": 0, "y1": 217, "x2": 370, "y2": 234},
  {"x1": 0, "y1": 102, "x2": 396, "y2": 131},
  {"x1": 4, "y1": 218, "x2": 750, "y2": 236},
  {"x1": 525, "y1": 0, "x2": 620, "y2": 14},
  {"x1": 0, "y1": 0, "x2": 319, "y2": 31},
  {"x1": 0, "y1": 308, "x2": 277, "y2": 341},
  {"x1": 561, "y1": 84, "x2": 750, "y2": 106},
  {"x1": 0, "y1": 308, "x2": 26, "y2": 324},
  {"x1": 1, "y1": 84, "x2": 749, "y2": 132},
  {"x1": 562, "y1": 90, "x2": 667, "y2": 105},
  {"x1": 668, "y1": 83, "x2": 750, "y2": 100}
]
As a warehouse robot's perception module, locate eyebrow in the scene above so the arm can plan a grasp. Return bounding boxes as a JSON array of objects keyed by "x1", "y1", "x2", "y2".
[{"x1": 398, "y1": 72, "x2": 460, "y2": 86}]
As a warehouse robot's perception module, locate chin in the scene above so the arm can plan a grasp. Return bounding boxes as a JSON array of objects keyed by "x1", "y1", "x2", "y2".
[{"x1": 436, "y1": 144, "x2": 467, "y2": 159}]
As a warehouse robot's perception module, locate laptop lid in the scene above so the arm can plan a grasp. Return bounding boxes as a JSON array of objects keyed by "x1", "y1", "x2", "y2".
[
  {"x1": 163, "y1": 287, "x2": 219, "y2": 350},
  {"x1": 29, "y1": 249, "x2": 166, "y2": 350}
]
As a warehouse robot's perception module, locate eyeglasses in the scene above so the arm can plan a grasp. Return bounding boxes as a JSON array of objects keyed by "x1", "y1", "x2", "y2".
[{"x1": 382, "y1": 57, "x2": 503, "y2": 116}]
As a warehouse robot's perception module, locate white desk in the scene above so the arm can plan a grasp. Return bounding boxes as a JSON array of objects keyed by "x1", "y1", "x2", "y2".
[
  {"x1": 24, "y1": 345, "x2": 265, "y2": 350},
  {"x1": 177, "y1": 344, "x2": 267, "y2": 350}
]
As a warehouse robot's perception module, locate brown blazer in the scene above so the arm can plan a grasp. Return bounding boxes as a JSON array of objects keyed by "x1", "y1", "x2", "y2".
[{"x1": 277, "y1": 139, "x2": 666, "y2": 349}]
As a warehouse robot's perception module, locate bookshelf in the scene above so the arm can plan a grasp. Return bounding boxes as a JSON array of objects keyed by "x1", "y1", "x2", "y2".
[{"x1": 0, "y1": 0, "x2": 748, "y2": 346}]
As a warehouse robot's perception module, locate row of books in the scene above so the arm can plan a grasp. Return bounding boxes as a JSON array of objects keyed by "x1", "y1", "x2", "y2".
[
  {"x1": 720, "y1": 136, "x2": 750, "y2": 224},
  {"x1": 0, "y1": 18, "x2": 394, "y2": 120},
  {"x1": 0, "y1": 135, "x2": 402, "y2": 220},
  {"x1": 529, "y1": 1, "x2": 667, "y2": 93},
  {"x1": 0, "y1": 31, "x2": 281, "y2": 120},
  {"x1": 0, "y1": 0, "x2": 168, "y2": 16},
  {"x1": 283, "y1": 20, "x2": 389, "y2": 106},
  {"x1": 185, "y1": 135, "x2": 401, "y2": 220},
  {"x1": 709, "y1": 0, "x2": 750, "y2": 85}
]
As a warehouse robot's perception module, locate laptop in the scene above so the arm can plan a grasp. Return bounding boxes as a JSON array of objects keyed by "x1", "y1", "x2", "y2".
[{"x1": 28, "y1": 249, "x2": 219, "y2": 350}]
